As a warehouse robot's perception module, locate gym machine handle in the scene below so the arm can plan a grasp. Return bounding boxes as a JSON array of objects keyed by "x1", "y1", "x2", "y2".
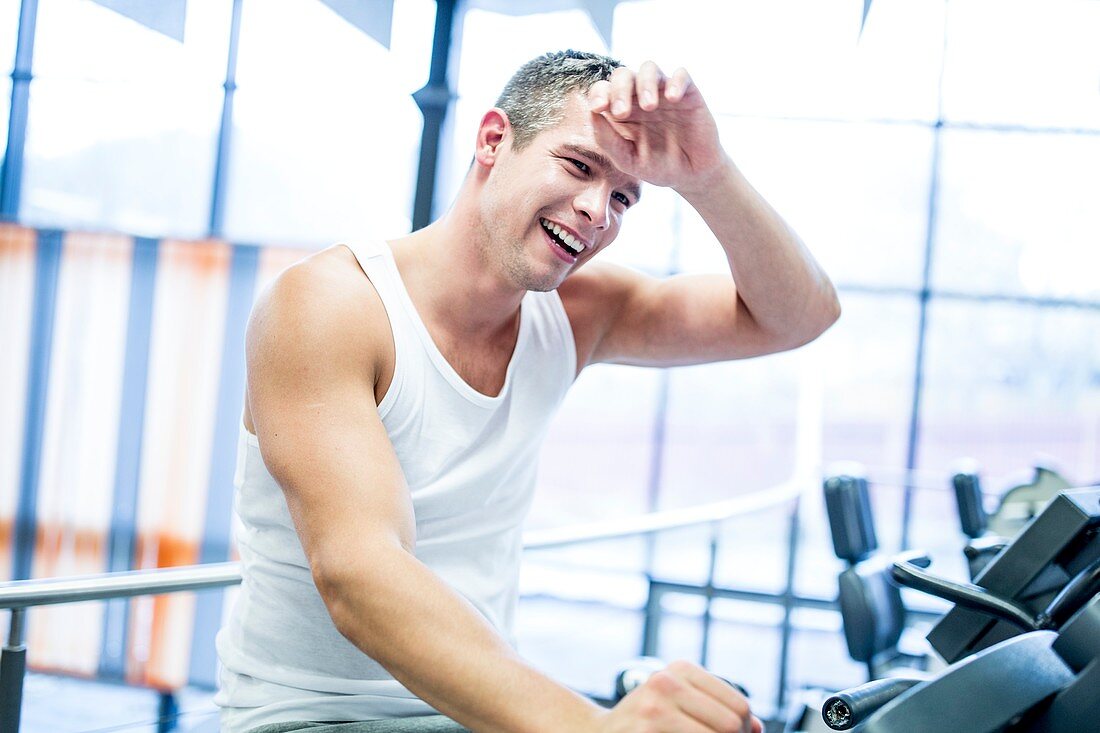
[
  {"x1": 821, "y1": 677, "x2": 923, "y2": 730},
  {"x1": 892, "y1": 552, "x2": 1100, "y2": 633},
  {"x1": 1035, "y1": 554, "x2": 1100, "y2": 629},
  {"x1": 890, "y1": 552, "x2": 1037, "y2": 631}
]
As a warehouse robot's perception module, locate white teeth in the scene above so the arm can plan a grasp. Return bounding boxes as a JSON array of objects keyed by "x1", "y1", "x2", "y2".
[{"x1": 541, "y1": 218, "x2": 584, "y2": 255}]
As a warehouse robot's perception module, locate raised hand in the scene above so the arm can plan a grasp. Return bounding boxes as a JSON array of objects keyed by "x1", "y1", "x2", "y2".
[{"x1": 586, "y1": 62, "x2": 729, "y2": 195}]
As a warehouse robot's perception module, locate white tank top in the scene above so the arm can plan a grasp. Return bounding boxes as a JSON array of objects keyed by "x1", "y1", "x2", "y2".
[{"x1": 215, "y1": 241, "x2": 576, "y2": 732}]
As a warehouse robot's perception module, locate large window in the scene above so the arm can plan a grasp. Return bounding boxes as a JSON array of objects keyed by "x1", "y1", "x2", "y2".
[
  {"x1": 0, "y1": 0, "x2": 17, "y2": 169},
  {"x1": 13, "y1": 0, "x2": 435, "y2": 245},
  {"x1": 20, "y1": 0, "x2": 232, "y2": 237},
  {"x1": 222, "y1": 0, "x2": 435, "y2": 245},
  {"x1": 448, "y1": 0, "x2": 1100, "y2": 711}
]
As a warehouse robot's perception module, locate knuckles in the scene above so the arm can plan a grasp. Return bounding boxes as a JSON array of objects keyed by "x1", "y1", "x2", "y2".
[
  {"x1": 645, "y1": 669, "x2": 684, "y2": 695},
  {"x1": 665, "y1": 659, "x2": 697, "y2": 676}
]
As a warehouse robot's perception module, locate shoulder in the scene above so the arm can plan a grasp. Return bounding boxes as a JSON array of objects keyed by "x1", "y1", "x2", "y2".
[
  {"x1": 247, "y1": 245, "x2": 391, "y2": 384},
  {"x1": 556, "y1": 260, "x2": 656, "y2": 369}
]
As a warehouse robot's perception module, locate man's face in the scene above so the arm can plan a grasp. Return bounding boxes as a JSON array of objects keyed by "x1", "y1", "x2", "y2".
[{"x1": 476, "y1": 93, "x2": 642, "y2": 292}]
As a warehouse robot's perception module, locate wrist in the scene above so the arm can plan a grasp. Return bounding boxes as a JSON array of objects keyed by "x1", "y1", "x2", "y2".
[{"x1": 673, "y1": 153, "x2": 739, "y2": 203}]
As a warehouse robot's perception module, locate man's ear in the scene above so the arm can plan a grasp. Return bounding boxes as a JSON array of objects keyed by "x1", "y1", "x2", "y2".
[{"x1": 474, "y1": 108, "x2": 510, "y2": 167}]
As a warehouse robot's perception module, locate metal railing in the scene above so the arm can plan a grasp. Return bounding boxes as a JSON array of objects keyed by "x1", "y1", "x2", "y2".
[
  {"x1": 0, "y1": 478, "x2": 809, "y2": 733},
  {"x1": 0, "y1": 563, "x2": 242, "y2": 733}
]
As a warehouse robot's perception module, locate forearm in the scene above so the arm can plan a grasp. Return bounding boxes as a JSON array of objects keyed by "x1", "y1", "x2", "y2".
[
  {"x1": 678, "y1": 158, "x2": 839, "y2": 344},
  {"x1": 322, "y1": 543, "x2": 605, "y2": 733}
]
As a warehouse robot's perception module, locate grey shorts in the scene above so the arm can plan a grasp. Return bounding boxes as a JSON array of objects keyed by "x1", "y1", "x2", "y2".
[{"x1": 245, "y1": 717, "x2": 470, "y2": 733}]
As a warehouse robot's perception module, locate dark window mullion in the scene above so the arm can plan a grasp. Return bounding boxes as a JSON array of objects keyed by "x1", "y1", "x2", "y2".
[{"x1": 0, "y1": 0, "x2": 40, "y2": 220}]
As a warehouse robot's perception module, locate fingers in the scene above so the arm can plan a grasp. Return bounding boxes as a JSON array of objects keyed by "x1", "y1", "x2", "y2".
[
  {"x1": 587, "y1": 61, "x2": 691, "y2": 120},
  {"x1": 665, "y1": 661, "x2": 753, "y2": 731},
  {"x1": 635, "y1": 60, "x2": 663, "y2": 111},
  {"x1": 590, "y1": 109, "x2": 636, "y2": 165},
  {"x1": 648, "y1": 670, "x2": 746, "y2": 733},
  {"x1": 616, "y1": 661, "x2": 753, "y2": 733},
  {"x1": 587, "y1": 79, "x2": 612, "y2": 114},
  {"x1": 608, "y1": 65, "x2": 636, "y2": 118},
  {"x1": 665, "y1": 67, "x2": 693, "y2": 102}
]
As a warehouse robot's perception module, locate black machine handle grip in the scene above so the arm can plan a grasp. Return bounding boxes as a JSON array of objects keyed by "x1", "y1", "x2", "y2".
[
  {"x1": 890, "y1": 552, "x2": 1038, "y2": 632},
  {"x1": 821, "y1": 677, "x2": 923, "y2": 730}
]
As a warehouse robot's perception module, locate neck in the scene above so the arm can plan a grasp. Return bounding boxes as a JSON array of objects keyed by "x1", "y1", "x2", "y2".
[{"x1": 392, "y1": 185, "x2": 525, "y2": 340}]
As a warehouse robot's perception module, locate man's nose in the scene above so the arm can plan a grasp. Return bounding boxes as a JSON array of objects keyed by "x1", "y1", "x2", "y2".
[{"x1": 574, "y1": 186, "x2": 611, "y2": 230}]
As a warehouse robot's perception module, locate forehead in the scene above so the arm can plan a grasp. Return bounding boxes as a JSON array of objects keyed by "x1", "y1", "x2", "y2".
[
  {"x1": 531, "y1": 93, "x2": 642, "y2": 190},
  {"x1": 537, "y1": 92, "x2": 601, "y2": 145}
]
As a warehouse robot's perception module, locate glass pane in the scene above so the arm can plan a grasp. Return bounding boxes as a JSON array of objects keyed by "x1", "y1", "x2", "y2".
[
  {"x1": 658, "y1": 352, "x2": 803, "y2": 509},
  {"x1": 0, "y1": 0, "x2": 17, "y2": 77},
  {"x1": 814, "y1": 289, "x2": 919, "y2": 587},
  {"x1": 223, "y1": 0, "x2": 430, "y2": 245},
  {"x1": 456, "y1": 8, "x2": 606, "y2": 105},
  {"x1": 516, "y1": 597, "x2": 642, "y2": 698},
  {"x1": 933, "y1": 129, "x2": 1100, "y2": 302},
  {"x1": 21, "y1": 78, "x2": 222, "y2": 237},
  {"x1": 1, "y1": 0, "x2": 16, "y2": 165},
  {"x1": 32, "y1": 0, "x2": 231, "y2": 84},
  {"x1": 652, "y1": 524, "x2": 718, "y2": 586},
  {"x1": 715, "y1": 504, "x2": 793, "y2": 596},
  {"x1": 706, "y1": 600, "x2": 784, "y2": 717},
  {"x1": 520, "y1": 555, "x2": 647, "y2": 605},
  {"x1": 21, "y1": 1, "x2": 230, "y2": 236},
  {"x1": 532, "y1": 363, "x2": 662, "y2": 528},
  {"x1": 818, "y1": 294, "x2": 920, "y2": 470},
  {"x1": 612, "y1": 0, "x2": 945, "y2": 122},
  {"x1": 0, "y1": 75, "x2": 9, "y2": 169},
  {"x1": 678, "y1": 118, "x2": 933, "y2": 289},
  {"x1": 918, "y1": 300, "x2": 1100, "y2": 484},
  {"x1": 942, "y1": 0, "x2": 1100, "y2": 129}
]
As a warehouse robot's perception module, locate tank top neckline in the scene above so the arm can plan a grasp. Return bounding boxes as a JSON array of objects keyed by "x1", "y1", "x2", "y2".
[{"x1": 373, "y1": 241, "x2": 531, "y2": 407}]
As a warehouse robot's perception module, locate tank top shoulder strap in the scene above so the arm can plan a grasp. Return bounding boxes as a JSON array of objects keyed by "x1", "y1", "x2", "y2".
[
  {"x1": 341, "y1": 240, "x2": 413, "y2": 418},
  {"x1": 343, "y1": 240, "x2": 393, "y2": 285},
  {"x1": 342, "y1": 240, "x2": 412, "y2": 324}
]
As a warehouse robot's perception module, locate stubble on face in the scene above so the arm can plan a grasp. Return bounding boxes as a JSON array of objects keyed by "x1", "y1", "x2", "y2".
[{"x1": 477, "y1": 170, "x2": 565, "y2": 294}]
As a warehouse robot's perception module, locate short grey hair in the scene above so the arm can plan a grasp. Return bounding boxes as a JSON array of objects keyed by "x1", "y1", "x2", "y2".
[{"x1": 494, "y1": 49, "x2": 622, "y2": 151}]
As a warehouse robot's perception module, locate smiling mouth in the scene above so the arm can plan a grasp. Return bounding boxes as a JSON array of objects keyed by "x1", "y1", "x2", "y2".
[{"x1": 540, "y1": 218, "x2": 584, "y2": 256}]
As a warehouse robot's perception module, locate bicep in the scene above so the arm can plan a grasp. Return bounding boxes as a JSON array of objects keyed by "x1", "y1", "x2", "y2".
[
  {"x1": 577, "y1": 266, "x2": 787, "y2": 368},
  {"x1": 251, "y1": 373, "x2": 415, "y2": 561},
  {"x1": 245, "y1": 276, "x2": 415, "y2": 579}
]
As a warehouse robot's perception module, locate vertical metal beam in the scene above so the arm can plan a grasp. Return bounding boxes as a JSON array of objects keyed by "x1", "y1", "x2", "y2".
[
  {"x1": 411, "y1": 0, "x2": 458, "y2": 231},
  {"x1": 0, "y1": 609, "x2": 27, "y2": 733},
  {"x1": 0, "y1": 0, "x2": 39, "y2": 220},
  {"x1": 775, "y1": 496, "x2": 802, "y2": 711},
  {"x1": 208, "y1": 0, "x2": 244, "y2": 238},
  {"x1": 641, "y1": 582, "x2": 663, "y2": 657},
  {"x1": 187, "y1": 242, "x2": 258, "y2": 687},
  {"x1": 12, "y1": 229, "x2": 62, "y2": 582},
  {"x1": 901, "y1": 23, "x2": 950, "y2": 551},
  {"x1": 99, "y1": 236, "x2": 160, "y2": 679},
  {"x1": 699, "y1": 522, "x2": 719, "y2": 669}
]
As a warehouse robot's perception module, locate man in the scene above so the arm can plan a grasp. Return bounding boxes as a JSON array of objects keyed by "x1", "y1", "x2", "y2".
[{"x1": 216, "y1": 50, "x2": 839, "y2": 733}]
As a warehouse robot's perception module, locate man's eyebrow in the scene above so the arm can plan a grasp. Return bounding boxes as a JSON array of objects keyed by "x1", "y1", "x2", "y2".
[{"x1": 561, "y1": 143, "x2": 642, "y2": 203}]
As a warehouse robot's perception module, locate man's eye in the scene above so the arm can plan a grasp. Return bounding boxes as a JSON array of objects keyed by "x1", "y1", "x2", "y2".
[
  {"x1": 612, "y1": 192, "x2": 631, "y2": 206},
  {"x1": 569, "y1": 158, "x2": 590, "y2": 173}
]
